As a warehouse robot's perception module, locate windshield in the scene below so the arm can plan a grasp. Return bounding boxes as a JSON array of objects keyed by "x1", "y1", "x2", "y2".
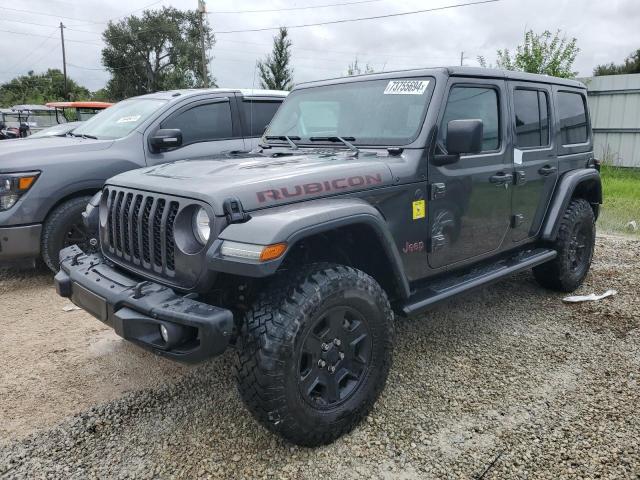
[
  {"x1": 3, "y1": 113, "x2": 21, "y2": 129},
  {"x1": 29, "y1": 123, "x2": 78, "y2": 138},
  {"x1": 72, "y1": 98, "x2": 166, "y2": 140},
  {"x1": 27, "y1": 112, "x2": 59, "y2": 128},
  {"x1": 266, "y1": 77, "x2": 433, "y2": 146}
]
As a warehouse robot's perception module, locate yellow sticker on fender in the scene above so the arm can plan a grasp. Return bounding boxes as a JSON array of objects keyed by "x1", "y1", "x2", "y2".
[{"x1": 412, "y1": 200, "x2": 425, "y2": 220}]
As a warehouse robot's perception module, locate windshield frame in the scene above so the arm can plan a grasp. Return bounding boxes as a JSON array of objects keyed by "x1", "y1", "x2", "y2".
[
  {"x1": 264, "y1": 76, "x2": 436, "y2": 148},
  {"x1": 71, "y1": 97, "x2": 168, "y2": 140}
]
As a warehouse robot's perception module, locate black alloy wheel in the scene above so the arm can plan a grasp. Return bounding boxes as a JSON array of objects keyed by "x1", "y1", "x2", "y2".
[{"x1": 298, "y1": 306, "x2": 372, "y2": 408}]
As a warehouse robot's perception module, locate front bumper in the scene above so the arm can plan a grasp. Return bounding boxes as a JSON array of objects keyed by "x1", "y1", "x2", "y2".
[
  {"x1": 0, "y1": 224, "x2": 42, "y2": 261},
  {"x1": 55, "y1": 245, "x2": 234, "y2": 363}
]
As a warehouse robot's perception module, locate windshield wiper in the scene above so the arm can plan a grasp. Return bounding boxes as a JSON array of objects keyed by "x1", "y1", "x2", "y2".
[
  {"x1": 69, "y1": 132, "x2": 98, "y2": 139},
  {"x1": 309, "y1": 136, "x2": 359, "y2": 154},
  {"x1": 265, "y1": 135, "x2": 300, "y2": 149}
]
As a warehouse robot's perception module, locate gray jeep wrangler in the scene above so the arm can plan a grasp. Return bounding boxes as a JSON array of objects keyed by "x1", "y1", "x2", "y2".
[{"x1": 55, "y1": 67, "x2": 601, "y2": 446}]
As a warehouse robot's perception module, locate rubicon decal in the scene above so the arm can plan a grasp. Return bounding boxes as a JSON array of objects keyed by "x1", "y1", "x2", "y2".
[{"x1": 257, "y1": 174, "x2": 384, "y2": 203}]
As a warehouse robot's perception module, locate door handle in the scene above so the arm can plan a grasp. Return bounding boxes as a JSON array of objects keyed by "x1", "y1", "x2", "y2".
[
  {"x1": 538, "y1": 165, "x2": 557, "y2": 176},
  {"x1": 489, "y1": 172, "x2": 510, "y2": 185}
]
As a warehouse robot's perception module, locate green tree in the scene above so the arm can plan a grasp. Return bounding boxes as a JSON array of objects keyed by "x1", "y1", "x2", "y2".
[
  {"x1": 101, "y1": 6, "x2": 215, "y2": 100},
  {"x1": 478, "y1": 30, "x2": 580, "y2": 78},
  {"x1": 346, "y1": 57, "x2": 374, "y2": 76},
  {"x1": 594, "y1": 49, "x2": 640, "y2": 76},
  {"x1": 257, "y1": 27, "x2": 294, "y2": 91},
  {"x1": 0, "y1": 69, "x2": 90, "y2": 107}
]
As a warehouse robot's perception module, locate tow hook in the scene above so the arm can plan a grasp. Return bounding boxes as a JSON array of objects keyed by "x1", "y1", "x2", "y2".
[{"x1": 133, "y1": 281, "x2": 152, "y2": 299}]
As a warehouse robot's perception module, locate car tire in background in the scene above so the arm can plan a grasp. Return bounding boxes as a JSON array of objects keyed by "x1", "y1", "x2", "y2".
[{"x1": 41, "y1": 195, "x2": 95, "y2": 272}]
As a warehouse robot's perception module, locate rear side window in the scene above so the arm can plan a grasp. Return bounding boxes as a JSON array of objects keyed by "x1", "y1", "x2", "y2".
[
  {"x1": 557, "y1": 92, "x2": 588, "y2": 145},
  {"x1": 242, "y1": 100, "x2": 281, "y2": 136},
  {"x1": 441, "y1": 86, "x2": 500, "y2": 152},
  {"x1": 513, "y1": 89, "x2": 550, "y2": 148},
  {"x1": 161, "y1": 101, "x2": 233, "y2": 146}
]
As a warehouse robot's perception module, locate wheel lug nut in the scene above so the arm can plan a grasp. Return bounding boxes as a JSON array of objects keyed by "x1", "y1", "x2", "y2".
[
  {"x1": 318, "y1": 359, "x2": 326, "y2": 367},
  {"x1": 333, "y1": 338, "x2": 341, "y2": 346},
  {"x1": 328, "y1": 365, "x2": 336, "y2": 373},
  {"x1": 321, "y1": 343, "x2": 330, "y2": 351},
  {"x1": 339, "y1": 352, "x2": 344, "y2": 360}
]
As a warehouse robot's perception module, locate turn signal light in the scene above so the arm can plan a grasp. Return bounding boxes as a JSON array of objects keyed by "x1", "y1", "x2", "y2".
[
  {"x1": 259, "y1": 243, "x2": 287, "y2": 262},
  {"x1": 18, "y1": 176, "x2": 37, "y2": 191}
]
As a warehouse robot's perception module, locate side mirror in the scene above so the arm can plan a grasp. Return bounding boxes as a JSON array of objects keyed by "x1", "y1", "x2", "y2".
[
  {"x1": 446, "y1": 119, "x2": 483, "y2": 155},
  {"x1": 150, "y1": 128, "x2": 183, "y2": 152}
]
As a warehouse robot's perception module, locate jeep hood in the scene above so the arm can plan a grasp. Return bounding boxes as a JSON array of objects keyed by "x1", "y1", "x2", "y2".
[
  {"x1": 107, "y1": 152, "x2": 394, "y2": 214},
  {"x1": 0, "y1": 136, "x2": 114, "y2": 170}
]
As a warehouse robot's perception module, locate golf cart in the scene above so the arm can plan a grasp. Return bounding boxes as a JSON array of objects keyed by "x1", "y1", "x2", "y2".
[{"x1": 46, "y1": 101, "x2": 113, "y2": 123}]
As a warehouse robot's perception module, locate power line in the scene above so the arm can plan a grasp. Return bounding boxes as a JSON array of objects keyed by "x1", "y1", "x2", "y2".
[
  {"x1": 0, "y1": 27, "x2": 97, "y2": 44},
  {"x1": 214, "y1": 0, "x2": 501, "y2": 34},
  {"x1": 68, "y1": 0, "x2": 166, "y2": 27},
  {"x1": 208, "y1": 0, "x2": 385, "y2": 14},
  {"x1": 0, "y1": 0, "x2": 165, "y2": 28},
  {"x1": 0, "y1": 17, "x2": 63, "y2": 29},
  {"x1": 0, "y1": 6, "x2": 101, "y2": 25},
  {"x1": 0, "y1": 28, "x2": 58, "y2": 74}
]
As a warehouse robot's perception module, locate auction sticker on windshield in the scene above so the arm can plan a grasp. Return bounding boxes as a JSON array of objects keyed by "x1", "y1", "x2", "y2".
[
  {"x1": 116, "y1": 115, "x2": 141, "y2": 123},
  {"x1": 384, "y1": 80, "x2": 429, "y2": 95}
]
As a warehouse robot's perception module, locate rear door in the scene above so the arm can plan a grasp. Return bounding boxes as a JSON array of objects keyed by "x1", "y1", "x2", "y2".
[
  {"x1": 508, "y1": 82, "x2": 557, "y2": 243},
  {"x1": 144, "y1": 95, "x2": 245, "y2": 166},
  {"x1": 239, "y1": 96, "x2": 284, "y2": 151},
  {"x1": 428, "y1": 78, "x2": 511, "y2": 269}
]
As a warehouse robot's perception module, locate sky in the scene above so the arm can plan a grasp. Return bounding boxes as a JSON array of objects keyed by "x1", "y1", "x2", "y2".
[{"x1": 0, "y1": 0, "x2": 638, "y2": 92}]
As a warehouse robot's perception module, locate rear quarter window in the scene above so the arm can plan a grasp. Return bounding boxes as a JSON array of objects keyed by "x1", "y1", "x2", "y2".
[
  {"x1": 242, "y1": 100, "x2": 282, "y2": 136},
  {"x1": 557, "y1": 91, "x2": 588, "y2": 145}
]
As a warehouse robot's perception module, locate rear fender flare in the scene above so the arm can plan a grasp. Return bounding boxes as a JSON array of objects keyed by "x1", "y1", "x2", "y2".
[{"x1": 541, "y1": 169, "x2": 602, "y2": 241}]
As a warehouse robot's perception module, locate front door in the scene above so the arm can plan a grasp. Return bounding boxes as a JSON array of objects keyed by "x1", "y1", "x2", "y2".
[
  {"x1": 428, "y1": 79, "x2": 511, "y2": 269},
  {"x1": 508, "y1": 83, "x2": 558, "y2": 243},
  {"x1": 145, "y1": 96, "x2": 245, "y2": 166}
]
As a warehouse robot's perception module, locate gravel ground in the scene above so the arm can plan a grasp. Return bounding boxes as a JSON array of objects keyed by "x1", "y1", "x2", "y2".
[{"x1": 0, "y1": 235, "x2": 639, "y2": 479}]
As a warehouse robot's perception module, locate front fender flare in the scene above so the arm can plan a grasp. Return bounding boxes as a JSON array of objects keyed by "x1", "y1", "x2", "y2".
[
  {"x1": 207, "y1": 198, "x2": 410, "y2": 298},
  {"x1": 541, "y1": 168, "x2": 602, "y2": 241}
]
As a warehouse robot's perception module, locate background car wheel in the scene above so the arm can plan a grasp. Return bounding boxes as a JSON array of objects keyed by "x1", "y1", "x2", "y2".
[
  {"x1": 234, "y1": 263, "x2": 394, "y2": 447},
  {"x1": 41, "y1": 195, "x2": 94, "y2": 272},
  {"x1": 533, "y1": 198, "x2": 596, "y2": 292}
]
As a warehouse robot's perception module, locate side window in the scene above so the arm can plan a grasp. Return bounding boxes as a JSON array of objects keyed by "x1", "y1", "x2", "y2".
[
  {"x1": 161, "y1": 101, "x2": 233, "y2": 146},
  {"x1": 242, "y1": 100, "x2": 281, "y2": 136},
  {"x1": 513, "y1": 88, "x2": 550, "y2": 148},
  {"x1": 441, "y1": 86, "x2": 500, "y2": 152},
  {"x1": 557, "y1": 91, "x2": 588, "y2": 145}
]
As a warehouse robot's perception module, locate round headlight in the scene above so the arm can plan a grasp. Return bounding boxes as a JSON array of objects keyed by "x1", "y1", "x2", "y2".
[{"x1": 193, "y1": 207, "x2": 211, "y2": 245}]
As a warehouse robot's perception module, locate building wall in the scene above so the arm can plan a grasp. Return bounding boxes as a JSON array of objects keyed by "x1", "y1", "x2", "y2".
[{"x1": 582, "y1": 74, "x2": 640, "y2": 168}]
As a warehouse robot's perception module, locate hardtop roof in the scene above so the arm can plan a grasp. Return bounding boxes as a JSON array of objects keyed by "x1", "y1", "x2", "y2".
[{"x1": 295, "y1": 66, "x2": 586, "y2": 90}]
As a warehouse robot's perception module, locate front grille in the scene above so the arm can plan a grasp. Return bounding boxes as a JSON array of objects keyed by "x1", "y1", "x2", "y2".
[{"x1": 103, "y1": 188, "x2": 180, "y2": 276}]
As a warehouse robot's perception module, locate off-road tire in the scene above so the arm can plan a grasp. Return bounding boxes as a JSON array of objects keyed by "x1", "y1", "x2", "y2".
[
  {"x1": 41, "y1": 196, "x2": 93, "y2": 272},
  {"x1": 234, "y1": 264, "x2": 394, "y2": 446},
  {"x1": 533, "y1": 198, "x2": 595, "y2": 292}
]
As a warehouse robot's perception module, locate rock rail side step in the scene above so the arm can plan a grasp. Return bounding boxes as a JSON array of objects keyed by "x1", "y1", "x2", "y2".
[{"x1": 402, "y1": 248, "x2": 557, "y2": 316}]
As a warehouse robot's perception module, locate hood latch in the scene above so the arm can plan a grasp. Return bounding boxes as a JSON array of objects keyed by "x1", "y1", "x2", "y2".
[{"x1": 223, "y1": 197, "x2": 251, "y2": 224}]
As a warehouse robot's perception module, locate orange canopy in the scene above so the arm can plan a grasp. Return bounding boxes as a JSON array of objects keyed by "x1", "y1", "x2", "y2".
[{"x1": 45, "y1": 101, "x2": 113, "y2": 109}]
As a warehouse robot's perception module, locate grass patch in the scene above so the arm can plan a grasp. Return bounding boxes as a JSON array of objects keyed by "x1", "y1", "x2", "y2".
[{"x1": 598, "y1": 165, "x2": 640, "y2": 236}]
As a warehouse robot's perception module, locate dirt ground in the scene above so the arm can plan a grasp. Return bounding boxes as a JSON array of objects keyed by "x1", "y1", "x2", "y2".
[
  {"x1": 0, "y1": 234, "x2": 638, "y2": 479},
  {"x1": 0, "y1": 266, "x2": 191, "y2": 442}
]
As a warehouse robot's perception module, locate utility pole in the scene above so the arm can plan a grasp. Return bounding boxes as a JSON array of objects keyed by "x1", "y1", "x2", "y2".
[
  {"x1": 198, "y1": 0, "x2": 208, "y2": 88},
  {"x1": 460, "y1": 51, "x2": 466, "y2": 66},
  {"x1": 60, "y1": 22, "x2": 68, "y2": 99}
]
